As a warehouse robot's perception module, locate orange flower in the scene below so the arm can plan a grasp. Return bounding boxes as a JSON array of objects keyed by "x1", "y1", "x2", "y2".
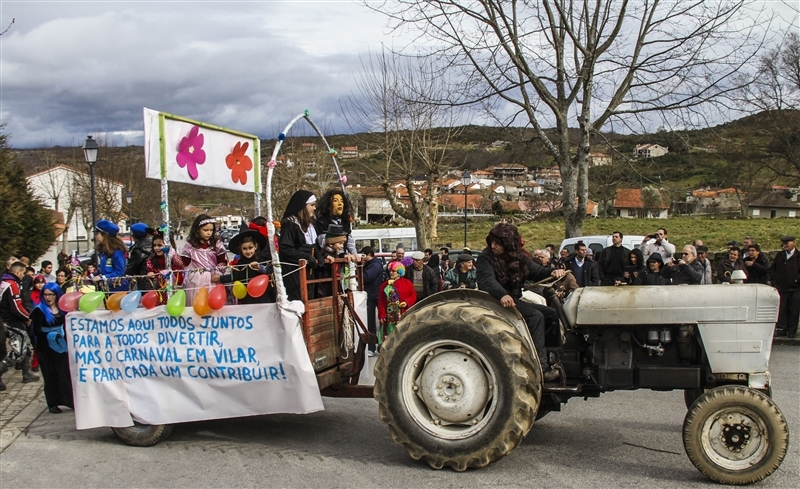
[{"x1": 226, "y1": 141, "x2": 253, "y2": 185}]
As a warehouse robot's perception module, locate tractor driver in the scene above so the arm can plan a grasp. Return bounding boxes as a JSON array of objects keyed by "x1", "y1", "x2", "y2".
[{"x1": 476, "y1": 223, "x2": 565, "y2": 382}]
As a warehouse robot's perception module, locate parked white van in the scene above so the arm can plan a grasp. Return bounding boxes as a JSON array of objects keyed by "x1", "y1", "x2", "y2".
[
  {"x1": 352, "y1": 227, "x2": 418, "y2": 254},
  {"x1": 559, "y1": 234, "x2": 646, "y2": 256}
]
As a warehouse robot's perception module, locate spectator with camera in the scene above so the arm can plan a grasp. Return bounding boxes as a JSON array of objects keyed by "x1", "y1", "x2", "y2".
[
  {"x1": 641, "y1": 228, "x2": 675, "y2": 263},
  {"x1": 744, "y1": 243, "x2": 770, "y2": 285},
  {"x1": 664, "y1": 245, "x2": 703, "y2": 285}
]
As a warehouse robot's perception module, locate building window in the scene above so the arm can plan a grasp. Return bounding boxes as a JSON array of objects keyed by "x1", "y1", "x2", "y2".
[
  {"x1": 752, "y1": 209, "x2": 760, "y2": 216},
  {"x1": 628, "y1": 209, "x2": 637, "y2": 217},
  {"x1": 789, "y1": 211, "x2": 797, "y2": 218}
]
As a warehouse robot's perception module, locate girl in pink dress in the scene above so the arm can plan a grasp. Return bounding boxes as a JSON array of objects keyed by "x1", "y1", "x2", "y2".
[{"x1": 180, "y1": 214, "x2": 228, "y2": 304}]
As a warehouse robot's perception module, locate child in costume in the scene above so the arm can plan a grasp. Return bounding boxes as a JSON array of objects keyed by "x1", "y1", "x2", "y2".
[
  {"x1": 377, "y1": 261, "x2": 416, "y2": 345},
  {"x1": 315, "y1": 224, "x2": 348, "y2": 298},
  {"x1": 91, "y1": 220, "x2": 129, "y2": 292},
  {"x1": 145, "y1": 230, "x2": 185, "y2": 304},
  {"x1": 221, "y1": 230, "x2": 275, "y2": 304},
  {"x1": 279, "y1": 190, "x2": 321, "y2": 302},
  {"x1": 180, "y1": 214, "x2": 227, "y2": 304}
]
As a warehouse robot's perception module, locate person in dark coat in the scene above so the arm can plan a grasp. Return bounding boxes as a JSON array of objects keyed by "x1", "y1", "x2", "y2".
[
  {"x1": 770, "y1": 235, "x2": 800, "y2": 338},
  {"x1": 599, "y1": 231, "x2": 629, "y2": 285},
  {"x1": 408, "y1": 251, "x2": 440, "y2": 301},
  {"x1": 31, "y1": 283, "x2": 72, "y2": 413},
  {"x1": 744, "y1": 243, "x2": 770, "y2": 285},
  {"x1": 361, "y1": 246, "x2": 384, "y2": 355},
  {"x1": 0, "y1": 262, "x2": 38, "y2": 384},
  {"x1": 664, "y1": 245, "x2": 703, "y2": 285},
  {"x1": 717, "y1": 247, "x2": 747, "y2": 283},
  {"x1": 623, "y1": 248, "x2": 647, "y2": 285},
  {"x1": 221, "y1": 230, "x2": 274, "y2": 304},
  {"x1": 127, "y1": 222, "x2": 153, "y2": 289},
  {"x1": 564, "y1": 241, "x2": 600, "y2": 287},
  {"x1": 476, "y1": 223, "x2": 565, "y2": 382},
  {"x1": 643, "y1": 253, "x2": 671, "y2": 285},
  {"x1": 279, "y1": 190, "x2": 321, "y2": 302}
]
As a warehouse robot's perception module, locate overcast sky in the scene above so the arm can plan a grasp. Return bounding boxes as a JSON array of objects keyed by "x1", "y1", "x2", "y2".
[
  {"x1": 1, "y1": 1, "x2": 797, "y2": 149},
  {"x1": 0, "y1": 0, "x2": 408, "y2": 148}
]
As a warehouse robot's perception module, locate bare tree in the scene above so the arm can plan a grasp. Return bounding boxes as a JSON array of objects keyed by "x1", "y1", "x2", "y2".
[
  {"x1": 367, "y1": 0, "x2": 771, "y2": 237},
  {"x1": 342, "y1": 48, "x2": 464, "y2": 249},
  {"x1": 743, "y1": 30, "x2": 800, "y2": 185}
]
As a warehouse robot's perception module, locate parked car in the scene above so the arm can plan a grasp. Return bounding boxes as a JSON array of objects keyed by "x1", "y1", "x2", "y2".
[{"x1": 559, "y1": 234, "x2": 646, "y2": 256}]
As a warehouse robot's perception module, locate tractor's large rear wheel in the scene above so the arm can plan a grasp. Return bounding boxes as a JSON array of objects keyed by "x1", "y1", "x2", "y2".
[
  {"x1": 112, "y1": 422, "x2": 173, "y2": 447},
  {"x1": 373, "y1": 301, "x2": 541, "y2": 471}
]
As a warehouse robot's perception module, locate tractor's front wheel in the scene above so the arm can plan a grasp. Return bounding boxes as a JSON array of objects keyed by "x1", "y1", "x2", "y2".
[
  {"x1": 682, "y1": 386, "x2": 788, "y2": 484},
  {"x1": 373, "y1": 301, "x2": 541, "y2": 471},
  {"x1": 112, "y1": 422, "x2": 173, "y2": 447}
]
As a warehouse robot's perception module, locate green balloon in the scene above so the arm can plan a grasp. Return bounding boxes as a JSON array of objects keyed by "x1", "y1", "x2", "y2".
[
  {"x1": 166, "y1": 289, "x2": 186, "y2": 317},
  {"x1": 78, "y1": 291, "x2": 105, "y2": 313}
]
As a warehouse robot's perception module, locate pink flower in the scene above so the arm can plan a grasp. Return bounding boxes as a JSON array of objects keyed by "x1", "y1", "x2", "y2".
[{"x1": 176, "y1": 125, "x2": 206, "y2": 180}]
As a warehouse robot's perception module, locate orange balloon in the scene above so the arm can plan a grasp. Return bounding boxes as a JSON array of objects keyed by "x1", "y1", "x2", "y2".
[
  {"x1": 106, "y1": 292, "x2": 126, "y2": 312},
  {"x1": 193, "y1": 287, "x2": 212, "y2": 316},
  {"x1": 142, "y1": 291, "x2": 160, "y2": 309},
  {"x1": 247, "y1": 275, "x2": 270, "y2": 298},
  {"x1": 208, "y1": 284, "x2": 226, "y2": 310}
]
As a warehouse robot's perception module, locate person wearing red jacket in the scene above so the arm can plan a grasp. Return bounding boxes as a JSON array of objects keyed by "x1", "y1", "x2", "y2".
[
  {"x1": 377, "y1": 261, "x2": 416, "y2": 347},
  {"x1": 0, "y1": 261, "x2": 39, "y2": 389}
]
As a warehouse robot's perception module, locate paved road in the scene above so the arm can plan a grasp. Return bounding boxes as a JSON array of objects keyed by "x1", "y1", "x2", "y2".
[{"x1": 1, "y1": 346, "x2": 798, "y2": 488}]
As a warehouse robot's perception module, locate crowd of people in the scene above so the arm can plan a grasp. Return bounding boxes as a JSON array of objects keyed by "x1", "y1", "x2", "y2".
[{"x1": 2, "y1": 188, "x2": 798, "y2": 400}]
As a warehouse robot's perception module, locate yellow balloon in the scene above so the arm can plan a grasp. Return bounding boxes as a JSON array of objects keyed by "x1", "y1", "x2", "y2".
[
  {"x1": 193, "y1": 287, "x2": 212, "y2": 316},
  {"x1": 232, "y1": 281, "x2": 248, "y2": 300},
  {"x1": 106, "y1": 292, "x2": 126, "y2": 312}
]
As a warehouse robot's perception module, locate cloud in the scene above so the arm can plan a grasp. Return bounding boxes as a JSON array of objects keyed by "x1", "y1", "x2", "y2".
[{"x1": 0, "y1": 1, "x2": 393, "y2": 147}]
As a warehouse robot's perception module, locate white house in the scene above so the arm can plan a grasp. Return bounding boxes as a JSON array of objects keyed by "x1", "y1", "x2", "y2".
[
  {"x1": 27, "y1": 165, "x2": 125, "y2": 253},
  {"x1": 633, "y1": 144, "x2": 669, "y2": 158}
]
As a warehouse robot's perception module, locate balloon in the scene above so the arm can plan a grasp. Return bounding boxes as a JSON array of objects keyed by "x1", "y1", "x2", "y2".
[
  {"x1": 142, "y1": 291, "x2": 160, "y2": 310},
  {"x1": 106, "y1": 292, "x2": 126, "y2": 312},
  {"x1": 208, "y1": 284, "x2": 226, "y2": 310},
  {"x1": 232, "y1": 281, "x2": 247, "y2": 300},
  {"x1": 247, "y1": 275, "x2": 269, "y2": 298},
  {"x1": 193, "y1": 287, "x2": 212, "y2": 316},
  {"x1": 166, "y1": 289, "x2": 186, "y2": 317},
  {"x1": 58, "y1": 291, "x2": 83, "y2": 312},
  {"x1": 120, "y1": 290, "x2": 142, "y2": 313},
  {"x1": 78, "y1": 291, "x2": 105, "y2": 313}
]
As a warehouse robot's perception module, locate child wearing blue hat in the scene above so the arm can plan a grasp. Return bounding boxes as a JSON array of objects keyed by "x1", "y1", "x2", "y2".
[{"x1": 91, "y1": 220, "x2": 129, "y2": 292}]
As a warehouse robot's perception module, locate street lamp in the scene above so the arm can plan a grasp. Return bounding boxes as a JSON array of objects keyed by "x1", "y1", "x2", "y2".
[
  {"x1": 125, "y1": 190, "x2": 133, "y2": 228},
  {"x1": 462, "y1": 170, "x2": 471, "y2": 248},
  {"x1": 83, "y1": 136, "x2": 99, "y2": 252}
]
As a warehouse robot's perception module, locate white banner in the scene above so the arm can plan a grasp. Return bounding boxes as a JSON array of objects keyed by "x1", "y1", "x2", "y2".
[
  {"x1": 67, "y1": 303, "x2": 323, "y2": 429},
  {"x1": 143, "y1": 107, "x2": 261, "y2": 193}
]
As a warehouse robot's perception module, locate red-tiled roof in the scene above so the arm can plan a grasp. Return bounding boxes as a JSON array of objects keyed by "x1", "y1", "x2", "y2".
[{"x1": 613, "y1": 188, "x2": 669, "y2": 209}]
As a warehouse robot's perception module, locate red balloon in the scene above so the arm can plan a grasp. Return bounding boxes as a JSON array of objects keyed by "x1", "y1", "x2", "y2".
[
  {"x1": 142, "y1": 291, "x2": 160, "y2": 309},
  {"x1": 208, "y1": 284, "x2": 227, "y2": 310},
  {"x1": 247, "y1": 275, "x2": 269, "y2": 298}
]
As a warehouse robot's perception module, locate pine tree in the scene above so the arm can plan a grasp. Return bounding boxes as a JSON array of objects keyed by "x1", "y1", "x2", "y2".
[{"x1": 0, "y1": 128, "x2": 57, "y2": 261}]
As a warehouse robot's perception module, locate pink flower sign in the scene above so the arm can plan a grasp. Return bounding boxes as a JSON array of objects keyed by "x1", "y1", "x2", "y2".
[{"x1": 176, "y1": 125, "x2": 206, "y2": 180}]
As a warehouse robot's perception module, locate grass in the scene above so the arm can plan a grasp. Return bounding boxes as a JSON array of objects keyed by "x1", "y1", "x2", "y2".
[{"x1": 431, "y1": 216, "x2": 796, "y2": 252}]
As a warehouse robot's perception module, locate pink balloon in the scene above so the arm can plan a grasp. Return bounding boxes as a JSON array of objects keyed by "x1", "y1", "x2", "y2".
[
  {"x1": 58, "y1": 291, "x2": 83, "y2": 312},
  {"x1": 208, "y1": 284, "x2": 226, "y2": 310},
  {"x1": 247, "y1": 275, "x2": 269, "y2": 298}
]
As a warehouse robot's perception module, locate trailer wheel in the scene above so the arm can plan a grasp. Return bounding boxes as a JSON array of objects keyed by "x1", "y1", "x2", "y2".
[
  {"x1": 374, "y1": 301, "x2": 541, "y2": 471},
  {"x1": 112, "y1": 422, "x2": 173, "y2": 447},
  {"x1": 683, "y1": 386, "x2": 788, "y2": 484}
]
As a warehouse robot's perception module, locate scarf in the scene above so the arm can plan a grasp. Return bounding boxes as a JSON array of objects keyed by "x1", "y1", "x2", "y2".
[{"x1": 41, "y1": 326, "x2": 68, "y2": 354}]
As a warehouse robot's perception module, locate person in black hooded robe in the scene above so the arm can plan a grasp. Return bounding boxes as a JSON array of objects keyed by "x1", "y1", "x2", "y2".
[{"x1": 279, "y1": 190, "x2": 320, "y2": 301}]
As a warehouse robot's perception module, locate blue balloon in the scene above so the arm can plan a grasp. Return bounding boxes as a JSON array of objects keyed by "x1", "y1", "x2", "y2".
[{"x1": 120, "y1": 290, "x2": 142, "y2": 313}]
